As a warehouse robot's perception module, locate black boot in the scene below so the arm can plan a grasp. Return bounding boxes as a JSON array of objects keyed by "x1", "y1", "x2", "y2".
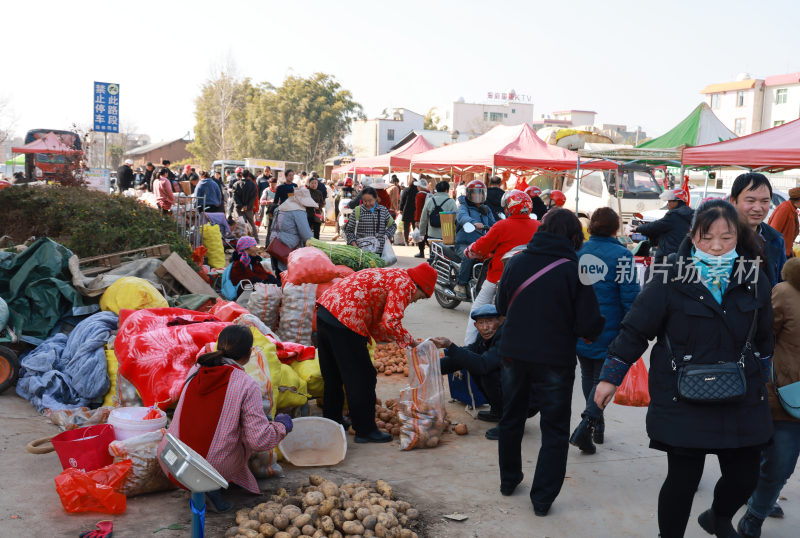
[
  {"x1": 737, "y1": 510, "x2": 764, "y2": 538},
  {"x1": 698, "y1": 508, "x2": 739, "y2": 538},
  {"x1": 593, "y1": 416, "x2": 605, "y2": 444},
  {"x1": 569, "y1": 416, "x2": 596, "y2": 454}
]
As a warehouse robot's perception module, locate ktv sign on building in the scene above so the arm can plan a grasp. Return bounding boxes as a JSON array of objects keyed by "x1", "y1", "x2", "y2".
[{"x1": 487, "y1": 90, "x2": 532, "y2": 103}]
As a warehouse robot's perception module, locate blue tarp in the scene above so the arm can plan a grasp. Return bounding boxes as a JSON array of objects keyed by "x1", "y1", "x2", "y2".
[{"x1": 16, "y1": 311, "x2": 118, "y2": 411}]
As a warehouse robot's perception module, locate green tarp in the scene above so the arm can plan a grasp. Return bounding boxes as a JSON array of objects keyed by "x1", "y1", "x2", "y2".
[
  {"x1": 638, "y1": 103, "x2": 736, "y2": 149},
  {"x1": 0, "y1": 238, "x2": 90, "y2": 343},
  {"x1": 5, "y1": 154, "x2": 25, "y2": 166}
]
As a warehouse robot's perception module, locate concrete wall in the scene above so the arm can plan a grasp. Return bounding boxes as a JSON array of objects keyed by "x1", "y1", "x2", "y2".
[
  {"x1": 705, "y1": 82, "x2": 764, "y2": 135},
  {"x1": 451, "y1": 102, "x2": 533, "y2": 135},
  {"x1": 762, "y1": 83, "x2": 800, "y2": 129}
]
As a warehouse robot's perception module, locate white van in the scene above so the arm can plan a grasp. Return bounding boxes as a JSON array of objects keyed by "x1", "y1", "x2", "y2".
[{"x1": 563, "y1": 165, "x2": 664, "y2": 223}]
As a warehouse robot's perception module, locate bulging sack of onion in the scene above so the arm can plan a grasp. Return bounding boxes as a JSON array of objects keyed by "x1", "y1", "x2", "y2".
[
  {"x1": 108, "y1": 429, "x2": 173, "y2": 496},
  {"x1": 248, "y1": 450, "x2": 283, "y2": 479},
  {"x1": 277, "y1": 284, "x2": 317, "y2": 346},
  {"x1": 398, "y1": 340, "x2": 448, "y2": 450},
  {"x1": 247, "y1": 283, "x2": 282, "y2": 330}
]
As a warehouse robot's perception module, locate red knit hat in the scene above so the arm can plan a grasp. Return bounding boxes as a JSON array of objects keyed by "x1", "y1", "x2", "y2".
[{"x1": 406, "y1": 262, "x2": 437, "y2": 297}]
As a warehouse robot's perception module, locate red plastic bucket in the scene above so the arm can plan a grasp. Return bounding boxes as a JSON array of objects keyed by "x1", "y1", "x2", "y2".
[{"x1": 51, "y1": 424, "x2": 116, "y2": 472}]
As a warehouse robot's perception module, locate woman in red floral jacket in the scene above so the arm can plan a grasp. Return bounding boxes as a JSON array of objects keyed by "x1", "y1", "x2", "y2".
[{"x1": 316, "y1": 263, "x2": 437, "y2": 443}]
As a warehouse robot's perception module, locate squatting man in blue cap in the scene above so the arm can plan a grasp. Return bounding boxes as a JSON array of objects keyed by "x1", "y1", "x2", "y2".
[{"x1": 431, "y1": 304, "x2": 538, "y2": 440}]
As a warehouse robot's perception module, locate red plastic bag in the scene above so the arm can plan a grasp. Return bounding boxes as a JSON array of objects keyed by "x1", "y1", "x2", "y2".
[
  {"x1": 334, "y1": 265, "x2": 355, "y2": 279},
  {"x1": 286, "y1": 247, "x2": 338, "y2": 284},
  {"x1": 209, "y1": 300, "x2": 250, "y2": 322},
  {"x1": 54, "y1": 459, "x2": 132, "y2": 514},
  {"x1": 115, "y1": 308, "x2": 229, "y2": 409},
  {"x1": 614, "y1": 358, "x2": 650, "y2": 407},
  {"x1": 315, "y1": 278, "x2": 342, "y2": 299},
  {"x1": 51, "y1": 424, "x2": 115, "y2": 472}
]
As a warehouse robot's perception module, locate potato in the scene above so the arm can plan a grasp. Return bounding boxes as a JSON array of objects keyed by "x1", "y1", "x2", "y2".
[
  {"x1": 319, "y1": 515, "x2": 335, "y2": 533},
  {"x1": 331, "y1": 530, "x2": 343, "y2": 538},
  {"x1": 320, "y1": 480, "x2": 339, "y2": 498},
  {"x1": 331, "y1": 508, "x2": 345, "y2": 528},
  {"x1": 373, "y1": 523, "x2": 388, "y2": 538},
  {"x1": 301, "y1": 524, "x2": 316, "y2": 536},
  {"x1": 362, "y1": 514, "x2": 378, "y2": 530},
  {"x1": 239, "y1": 530, "x2": 260, "y2": 538},
  {"x1": 248, "y1": 508, "x2": 260, "y2": 520},
  {"x1": 395, "y1": 501, "x2": 410, "y2": 513},
  {"x1": 355, "y1": 506, "x2": 371, "y2": 521},
  {"x1": 343, "y1": 507, "x2": 356, "y2": 521},
  {"x1": 399, "y1": 530, "x2": 416, "y2": 538},
  {"x1": 274, "y1": 533, "x2": 292, "y2": 538},
  {"x1": 236, "y1": 509, "x2": 251, "y2": 525},
  {"x1": 259, "y1": 523, "x2": 279, "y2": 537},
  {"x1": 318, "y1": 498, "x2": 335, "y2": 516},
  {"x1": 398, "y1": 514, "x2": 408, "y2": 527},
  {"x1": 285, "y1": 496, "x2": 304, "y2": 508},
  {"x1": 282, "y1": 505, "x2": 303, "y2": 520},
  {"x1": 259, "y1": 509, "x2": 276, "y2": 524},
  {"x1": 286, "y1": 527, "x2": 301, "y2": 538},
  {"x1": 342, "y1": 520, "x2": 365, "y2": 535},
  {"x1": 225, "y1": 528, "x2": 241, "y2": 538},
  {"x1": 303, "y1": 491, "x2": 325, "y2": 507},
  {"x1": 353, "y1": 489, "x2": 370, "y2": 502},
  {"x1": 425, "y1": 436, "x2": 440, "y2": 448},
  {"x1": 454, "y1": 423, "x2": 468, "y2": 435},
  {"x1": 312, "y1": 531, "x2": 326, "y2": 538},
  {"x1": 240, "y1": 520, "x2": 260, "y2": 531},
  {"x1": 304, "y1": 505, "x2": 319, "y2": 521},
  {"x1": 405, "y1": 508, "x2": 419, "y2": 520},
  {"x1": 309, "y1": 474, "x2": 324, "y2": 486},
  {"x1": 273, "y1": 514, "x2": 290, "y2": 530},
  {"x1": 375, "y1": 480, "x2": 393, "y2": 499},
  {"x1": 364, "y1": 531, "x2": 375, "y2": 538},
  {"x1": 292, "y1": 514, "x2": 312, "y2": 528}
]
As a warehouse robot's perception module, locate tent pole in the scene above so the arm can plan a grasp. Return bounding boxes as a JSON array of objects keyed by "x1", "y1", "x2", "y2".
[
  {"x1": 616, "y1": 165, "x2": 623, "y2": 220},
  {"x1": 575, "y1": 157, "x2": 581, "y2": 215}
]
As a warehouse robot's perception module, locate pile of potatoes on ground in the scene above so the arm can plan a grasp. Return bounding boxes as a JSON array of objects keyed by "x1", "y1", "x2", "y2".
[
  {"x1": 226, "y1": 474, "x2": 421, "y2": 538},
  {"x1": 373, "y1": 342, "x2": 408, "y2": 377},
  {"x1": 345, "y1": 398, "x2": 402, "y2": 438}
]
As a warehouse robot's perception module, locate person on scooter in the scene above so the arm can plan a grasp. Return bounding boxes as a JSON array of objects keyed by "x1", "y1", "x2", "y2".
[
  {"x1": 546, "y1": 189, "x2": 567, "y2": 210},
  {"x1": 525, "y1": 185, "x2": 548, "y2": 221},
  {"x1": 454, "y1": 180, "x2": 495, "y2": 300},
  {"x1": 631, "y1": 189, "x2": 693, "y2": 261},
  {"x1": 462, "y1": 191, "x2": 539, "y2": 346}
]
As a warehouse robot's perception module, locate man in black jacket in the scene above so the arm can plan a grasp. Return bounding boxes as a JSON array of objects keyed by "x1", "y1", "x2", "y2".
[
  {"x1": 495, "y1": 209, "x2": 604, "y2": 515},
  {"x1": 486, "y1": 176, "x2": 505, "y2": 221},
  {"x1": 233, "y1": 171, "x2": 258, "y2": 237},
  {"x1": 432, "y1": 305, "x2": 505, "y2": 421},
  {"x1": 116, "y1": 159, "x2": 134, "y2": 192},
  {"x1": 633, "y1": 189, "x2": 694, "y2": 260},
  {"x1": 398, "y1": 177, "x2": 419, "y2": 245}
]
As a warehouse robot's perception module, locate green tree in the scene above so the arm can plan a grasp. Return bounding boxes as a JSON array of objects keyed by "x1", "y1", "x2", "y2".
[
  {"x1": 241, "y1": 74, "x2": 363, "y2": 170},
  {"x1": 424, "y1": 107, "x2": 448, "y2": 131},
  {"x1": 187, "y1": 70, "x2": 254, "y2": 166}
]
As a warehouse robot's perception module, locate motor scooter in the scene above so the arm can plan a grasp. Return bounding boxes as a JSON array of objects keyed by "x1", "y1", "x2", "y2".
[{"x1": 429, "y1": 238, "x2": 488, "y2": 309}]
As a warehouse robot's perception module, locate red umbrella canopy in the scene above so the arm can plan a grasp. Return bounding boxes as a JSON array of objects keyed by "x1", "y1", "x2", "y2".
[{"x1": 12, "y1": 132, "x2": 82, "y2": 155}]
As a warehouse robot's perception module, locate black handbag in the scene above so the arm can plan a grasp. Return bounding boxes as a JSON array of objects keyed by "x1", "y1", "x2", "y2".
[{"x1": 665, "y1": 307, "x2": 758, "y2": 405}]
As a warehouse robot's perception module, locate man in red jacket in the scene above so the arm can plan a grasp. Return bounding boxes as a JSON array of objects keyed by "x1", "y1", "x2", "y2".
[
  {"x1": 463, "y1": 191, "x2": 539, "y2": 345},
  {"x1": 768, "y1": 187, "x2": 800, "y2": 258},
  {"x1": 315, "y1": 263, "x2": 437, "y2": 443}
]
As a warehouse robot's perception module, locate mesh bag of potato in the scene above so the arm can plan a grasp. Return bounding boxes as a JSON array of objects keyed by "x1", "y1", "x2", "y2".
[{"x1": 398, "y1": 340, "x2": 448, "y2": 450}]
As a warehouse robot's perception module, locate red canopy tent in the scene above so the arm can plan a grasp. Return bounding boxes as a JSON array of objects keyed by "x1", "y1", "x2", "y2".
[
  {"x1": 12, "y1": 131, "x2": 82, "y2": 155},
  {"x1": 682, "y1": 118, "x2": 800, "y2": 172},
  {"x1": 410, "y1": 123, "x2": 615, "y2": 173},
  {"x1": 330, "y1": 163, "x2": 385, "y2": 176},
  {"x1": 350, "y1": 134, "x2": 435, "y2": 171}
]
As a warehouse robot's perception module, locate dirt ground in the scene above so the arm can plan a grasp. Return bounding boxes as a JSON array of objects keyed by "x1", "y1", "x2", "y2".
[{"x1": 1, "y1": 241, "x2": 798, "y2": 537}]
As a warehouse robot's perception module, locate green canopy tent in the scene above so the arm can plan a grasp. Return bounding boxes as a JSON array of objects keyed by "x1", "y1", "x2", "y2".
[
  {"x1": 638, "y1": 103, "x2": 736, "y2": 149},
  {"x1": 5, "y1": 154, "x2": 25, "y2": 166}
]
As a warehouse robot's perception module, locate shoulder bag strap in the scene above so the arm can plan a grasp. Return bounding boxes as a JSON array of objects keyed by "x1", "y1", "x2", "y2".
[{"x1": 508, "y1": 258, "x2": 570, "y2": 308}]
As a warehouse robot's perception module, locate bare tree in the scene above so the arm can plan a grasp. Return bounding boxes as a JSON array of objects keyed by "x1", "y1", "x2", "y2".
[{"x1": 0, "y1": 95, "x2": 16, "y2": 146}]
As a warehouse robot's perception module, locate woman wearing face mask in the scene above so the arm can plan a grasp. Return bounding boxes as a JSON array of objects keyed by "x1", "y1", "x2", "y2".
[
  {"x1": 594, "y1": 199, "x2": 775, "y2": 538},
  {"x1": 344, "y1": 186, "x2": 396, "y2": 255}
]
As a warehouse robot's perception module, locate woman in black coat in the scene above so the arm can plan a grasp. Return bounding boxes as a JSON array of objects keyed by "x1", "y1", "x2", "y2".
[
  {"x1": 495, "y1": 208, "x2": 605, "y2": 516},
  {"x1": 595, "y1": 200, "x2": 774, "y2": 538},
  {"x1": 398, "y1": 181, "x2": 418, "y2": 245}
]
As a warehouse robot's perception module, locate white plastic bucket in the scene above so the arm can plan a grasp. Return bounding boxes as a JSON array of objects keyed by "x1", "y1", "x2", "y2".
[
  {"x1": 108, "y1": 406, "x2": 168, "y2": 441},
  {"x1": 278, "y1": 417, "x2": 347, "y2": 467}
]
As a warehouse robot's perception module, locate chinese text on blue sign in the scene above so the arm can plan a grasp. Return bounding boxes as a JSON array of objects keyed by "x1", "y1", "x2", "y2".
[{"x1": 93, "y1": 82, "x2": 120, "y2": 133}]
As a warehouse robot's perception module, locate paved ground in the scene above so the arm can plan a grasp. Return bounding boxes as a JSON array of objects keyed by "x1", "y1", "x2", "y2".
[{"x1": 1, "y1": 240, "x2": 798, "y2": 537}]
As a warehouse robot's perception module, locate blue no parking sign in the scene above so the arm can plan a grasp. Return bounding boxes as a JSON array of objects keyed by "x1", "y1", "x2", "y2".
[{"x1": 93, "y1": 81, "x2": 120, "y2": 133}]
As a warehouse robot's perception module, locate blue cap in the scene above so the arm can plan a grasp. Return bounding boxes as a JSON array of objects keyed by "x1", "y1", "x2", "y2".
[{"x1": 470, "y1": 304, "x2": 499, "y2": 320}]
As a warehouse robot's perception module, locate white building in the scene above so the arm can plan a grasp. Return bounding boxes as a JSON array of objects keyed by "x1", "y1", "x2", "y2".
[
  {"x1": 351, "y1": 108, "x2": 424, "y2": 157},
  {"x1": 551, "y1": 110, "x2": 597, "y2": 127},
  {"x1": 701, "y1": 74, "x2": 765, "y2": 136},
  {"x1": 432, "y1": 94, "x2": 534, "y2": 137},
  {"x1": 762, "y1": 72, "x2": 800, "y2": 129}
]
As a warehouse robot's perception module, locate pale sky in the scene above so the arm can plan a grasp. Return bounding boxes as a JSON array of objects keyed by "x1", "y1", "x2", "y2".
[{"x1": 4, "y1": 0, "x2": 800, "y2": 144}]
